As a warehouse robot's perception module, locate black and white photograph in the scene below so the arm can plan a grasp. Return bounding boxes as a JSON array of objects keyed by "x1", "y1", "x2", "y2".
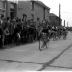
[{"x1": 0, "y1": 0, "x2": 72, "y2": 71}]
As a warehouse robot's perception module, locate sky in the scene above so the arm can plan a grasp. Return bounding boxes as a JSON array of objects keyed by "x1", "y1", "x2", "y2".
[
  {"x1": 8, "y1": 0, "x2": 72, "y2": 27},
  {"x1": 40, "y1": 0, "x2": 72, "y2": 27}
]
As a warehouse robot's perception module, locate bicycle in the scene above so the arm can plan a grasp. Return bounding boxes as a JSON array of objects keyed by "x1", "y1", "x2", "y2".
[{"x1": 39, "y1": 32, "x2": 49, "y2": 51}]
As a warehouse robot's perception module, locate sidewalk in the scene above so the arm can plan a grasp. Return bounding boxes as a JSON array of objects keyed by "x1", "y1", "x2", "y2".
[{"x1": 0, "y1": 32, "x2": 72, "y2": 71}]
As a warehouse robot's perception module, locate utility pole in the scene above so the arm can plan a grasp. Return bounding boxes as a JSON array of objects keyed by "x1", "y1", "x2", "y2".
[
  {"x1": 59, "y1": 3, "x2": 61, "y2": 26},
  {"x1": 64, "y1": 20, "x2": 65, "y2": 27}
]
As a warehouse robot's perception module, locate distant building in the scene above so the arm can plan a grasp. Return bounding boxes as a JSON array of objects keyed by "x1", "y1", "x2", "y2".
[
  {"x1": 48, "y1": 13, "x2": 62, "y2": 26},
  {"x1": 0, "y1": 0, "x2": 50, "y2": 21},
  {"x1": 17, "y1": 0, "x2": 50, "y2": 21}
]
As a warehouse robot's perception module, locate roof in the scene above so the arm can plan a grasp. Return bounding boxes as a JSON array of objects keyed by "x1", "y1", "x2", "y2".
[
  {"x1": 48, "y1": 13, "x2": 58, "y2": 17},
  {"x1": 49, "y1": 13, "x2": 61, "y2": 18},
  {"x1": 48, "y1": 13, "x2": 62, "y2": 21},
  {"x1": 12, "y1": 0, "x2": 50, "y2": 10},
  {"x1": 34, "y1": 1, "x2": 50, "y2": 10},
  {"x1": 7, "y1": 0, "x2": 50, "y2": 10}
]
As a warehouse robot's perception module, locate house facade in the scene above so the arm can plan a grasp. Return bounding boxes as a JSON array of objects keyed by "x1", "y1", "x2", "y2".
[
  {"x1": 17, "y1": 0, "x2": 50, "y2": 21},
  {"x1": 0, "y1": 0, "x2": 50, "y2": 21},
  {"x1": 48, "y1": 13, "x2": 62, "y2": 26}
]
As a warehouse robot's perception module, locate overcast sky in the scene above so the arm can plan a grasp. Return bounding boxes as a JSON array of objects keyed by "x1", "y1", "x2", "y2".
[
  {"x1": 40, "y1": 0, "x2": 72, "y2": 27},
  {"x1": 8, "y1": 0, "x2": 72, "y2": 27}
]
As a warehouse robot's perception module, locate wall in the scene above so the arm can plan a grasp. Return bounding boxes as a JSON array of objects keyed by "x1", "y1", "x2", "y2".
[
  {"x1": 0, "y1": 1, "x2": 5, "y2": 15},
  {"x1": 45, "y1": 9, "x2": 49, "y2": 20},
  {"x1": 6, "y1": 1, "x2": 10, "y2": 17},
  {"x1": 0, "y1": 1, "x2": 3, "y2": 9},
  {"x1": 49, "y1": 16, "x2": 61, "y2": 26},
  {"x1": 5, "y1": 1, "x2": 17, "y2": 18},
  {"x1": 15, "y1": 1, "x2": 50, "y2": 22},
  {"x1": 34, "y1": 2, "x2": 44, "y2": 21},
  {"x1": 17, "y1": 1, "x2": 48, "y2": 22},
  {"x1": 17, "y1": 1, "x2": 32, "y2": 20}
]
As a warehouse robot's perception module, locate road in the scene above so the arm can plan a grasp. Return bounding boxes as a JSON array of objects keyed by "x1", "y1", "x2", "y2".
[{"x1": 0, "y1": 32, "x2": 72, "y2": 71}]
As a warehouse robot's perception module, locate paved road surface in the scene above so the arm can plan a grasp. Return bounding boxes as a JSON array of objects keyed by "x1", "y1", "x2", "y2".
[{"x1": 0, "y1": 32, "x2": 72, "y2": 71}]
